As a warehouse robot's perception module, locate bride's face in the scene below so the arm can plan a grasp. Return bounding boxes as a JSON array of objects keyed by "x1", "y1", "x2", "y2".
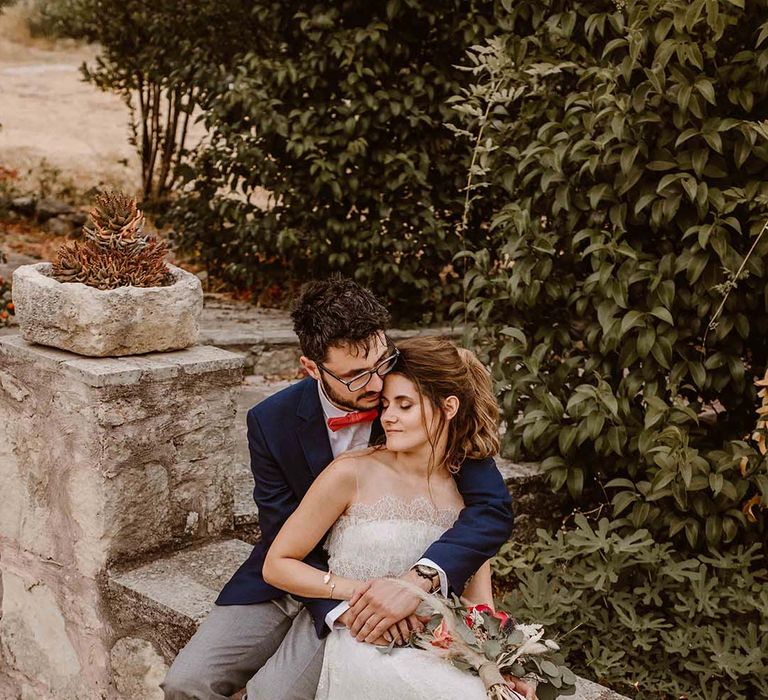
[{"x1": 381, "y1": 373, "x2": 435, "y2": 452}]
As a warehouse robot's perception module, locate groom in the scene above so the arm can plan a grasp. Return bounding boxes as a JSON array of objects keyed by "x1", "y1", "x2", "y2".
[{"x1": 163, "y1": 277, "x2": 515, "y2": 699}]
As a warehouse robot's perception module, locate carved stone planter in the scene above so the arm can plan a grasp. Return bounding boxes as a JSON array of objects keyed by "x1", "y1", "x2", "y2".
[{"x1": 12, "y1": 262, "x2": 203, "y2": 356}]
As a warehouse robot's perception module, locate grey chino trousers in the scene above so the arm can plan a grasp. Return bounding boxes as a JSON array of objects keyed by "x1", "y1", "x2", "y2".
[{"x1": 162, "y1": 596, "x2": 325, "y2": 700}]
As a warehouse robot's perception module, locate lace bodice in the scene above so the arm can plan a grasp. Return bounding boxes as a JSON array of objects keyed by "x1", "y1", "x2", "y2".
[{"x1": 324, "y1": 495, "x2": 460, "y2": 580}]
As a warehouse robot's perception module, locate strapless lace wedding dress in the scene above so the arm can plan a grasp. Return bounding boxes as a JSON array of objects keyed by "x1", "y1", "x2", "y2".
[{"x1": 314, "y1": 495, "x2": 493, "y2": 700}]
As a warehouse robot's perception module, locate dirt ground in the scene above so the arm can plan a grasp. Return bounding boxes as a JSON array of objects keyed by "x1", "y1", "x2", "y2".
[{"x1": 0, "y1": 5, "x2": 141, "y2": 194}]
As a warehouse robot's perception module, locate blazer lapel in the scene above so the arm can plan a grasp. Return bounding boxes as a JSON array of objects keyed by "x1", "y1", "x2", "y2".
[{"x1": 296, "y1": 379, "x2": 334, "y2": 477}]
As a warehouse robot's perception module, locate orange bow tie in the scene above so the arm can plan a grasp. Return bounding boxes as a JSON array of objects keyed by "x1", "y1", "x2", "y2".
[{"x1": 327, "y1": 409, "x2": 378, "y2": 432}]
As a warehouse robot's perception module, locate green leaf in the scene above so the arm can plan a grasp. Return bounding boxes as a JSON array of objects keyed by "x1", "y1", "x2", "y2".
[
  {"x1": 650, "y1": 334, "x2": 672, "y2": 369},
  {"x1": 702, "y1": 130, "x2": 723, "y2": 153},
  {"x1": 684, "y1": 519, "x2": 700, "y2": 549},
  {"x1": 688, "y1": 361, "x2": 706, "y2": 389},
  {"x1": 620, "y1": 145, "x2": 640, "y2": 176},
  {"x1": 686, "y1": 253, "x2": 709, "y2": 284},
  {"x1": 649, "y1": 307, "x2": 674, "y2": 325},
  {"x1": 620, "y1": 310, "x2": 645, "y2": 335},
  {"x1": 500, "y1": 326, "x2": 527, "y2": 346},
  {"x1": 606, "y1": 478, "x2": 636, "y2": 489},
  {"x1": 658, "y1": 280, "x2": 675, "y2": 309},
  {"x1": 635, "y1": 192, "x2": 657, "y2": 214},
  {"x1": 637, "y1": 326, "x2": 656, "y2": 358},
  {"x1": 386, "y1": 0, "x2": 401, "y2": 20},
  {"x1": 675, "y1": 128, "x2": 699, "y2": 147},
  {"x1": 559, "y1": 427, "x2": 577, "y2": 454},
  {"x1": 567, "y1": 467, "x2": 584, "y2": 498},
  {"x1": 694, "y1": 79, "x2": 716, "y2": 105},
  {"x1": 691, "y1": 149, "x2": 709, "y2": 177},
  {"x1": 757, "y1": 21, "x2": 768, "y2": 48},
  {"x1": 588, "y1": 184, "x2": 610, "y2": 209}
]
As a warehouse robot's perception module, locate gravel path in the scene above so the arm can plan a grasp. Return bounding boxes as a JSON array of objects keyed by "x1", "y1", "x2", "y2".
[{"x1": 0, "y1": 7, "x2": 202, "y2": 193}]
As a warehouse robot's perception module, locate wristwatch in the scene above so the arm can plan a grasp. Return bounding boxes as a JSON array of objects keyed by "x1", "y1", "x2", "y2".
[{"x1": 412, "y1": 564, "x2": 440, "y2": 592}]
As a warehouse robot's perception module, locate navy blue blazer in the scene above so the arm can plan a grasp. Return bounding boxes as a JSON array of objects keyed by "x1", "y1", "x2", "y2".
[{"x1": 217, "y1": 376, "x2": 514, "y2": 638}]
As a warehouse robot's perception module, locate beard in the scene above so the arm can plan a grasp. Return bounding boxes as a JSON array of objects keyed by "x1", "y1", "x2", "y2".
[{"x1": 320, "y1": 374, "x2": 381, "y2": 412}]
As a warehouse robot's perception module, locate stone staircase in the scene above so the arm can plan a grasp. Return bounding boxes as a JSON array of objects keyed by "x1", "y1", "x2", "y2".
[{"x1": 101, "y1": 304, "x2": 629, "y2": 700}]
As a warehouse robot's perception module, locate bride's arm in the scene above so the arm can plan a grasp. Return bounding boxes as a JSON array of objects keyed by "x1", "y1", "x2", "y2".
[
  {"x1": 263, "y1": 457, "x2": 365, "y2": 600},
  {"x1": 461, "y1": 560, "x2": 494, "y2": 609}
]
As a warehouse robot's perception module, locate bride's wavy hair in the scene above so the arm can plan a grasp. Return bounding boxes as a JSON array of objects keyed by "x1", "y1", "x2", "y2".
[{"x1": 392, "y1": 336, "x2": 500, "y2": 473}]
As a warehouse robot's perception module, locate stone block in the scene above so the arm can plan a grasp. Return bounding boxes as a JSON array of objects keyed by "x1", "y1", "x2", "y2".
[
  {"x1": 0, "y1": 336, "x2": 243, "y2": 569},
  {"x1": 12, "y1": 262, "x2": 203, "y2": 356},
  {"x1": 0, "y1": 565, "x2": 106, "y2": 699},
  {"x1": 110, "y1": 637, "x2": 167, "y2": 700},
  {"x1": 0, "y1": 337, "x2": 244, "y2": 696},
  {"x1": 498, "y1": 459, "x2": 569, "y2": 543},
  {"x1": 108, "y1": 539, "x2": 253, "y2": 661}
]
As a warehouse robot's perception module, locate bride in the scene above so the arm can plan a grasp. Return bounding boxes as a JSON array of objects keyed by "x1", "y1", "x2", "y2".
[{"x1": 262, "y1": 336, "x2": 534, "y2": 700}]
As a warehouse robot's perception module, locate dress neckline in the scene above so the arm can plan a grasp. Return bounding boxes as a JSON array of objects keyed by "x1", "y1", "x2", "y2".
[{"x1": 340, "y1": 494, "x2": 461, "y2": 528}]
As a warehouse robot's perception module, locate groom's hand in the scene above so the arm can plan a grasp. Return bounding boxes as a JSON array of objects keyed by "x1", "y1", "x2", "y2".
[
  {"x1": 345, "y1": 571, "x2": 431, "y2": 643},
  {"x1": 505, "y1": 675, "x2": 538, "y2": 700}
]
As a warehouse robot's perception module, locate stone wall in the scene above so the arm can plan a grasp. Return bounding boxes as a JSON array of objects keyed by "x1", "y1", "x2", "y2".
[{"x1": 0, "y1": 337, "x2": 243, "y2": 698}]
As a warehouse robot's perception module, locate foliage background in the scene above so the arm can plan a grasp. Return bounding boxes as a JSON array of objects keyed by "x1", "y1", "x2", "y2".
[
  {"x1": 449, "y1": 1, "x2": 768, "y2": 696},
  {"x1": 454, "y1": 0, "x2": 768, "y2": 550},
  {"x1": 494, "y1": 517, "x2": 767, "y2": 699},
  {"x1": 166, "y1": 0, "x2": 498, "y2": 321}
]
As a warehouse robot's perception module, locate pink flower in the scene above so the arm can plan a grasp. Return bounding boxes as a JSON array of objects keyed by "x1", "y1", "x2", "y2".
[
  {"x1": 465, "y1": 604, "x2": 492, "y2": 628},
  {"x1": 430, "y1": 619, "x2": 453, "y2": 648},
  {"x1": 464, "y1": 605, "x2": 510, "y2": 629},
  {"x1": 493, "y1": 610, "x2": 510, "y2": 626},
  {"x1": 470, "y1": 604, "x2": 493, "y2": 615}
]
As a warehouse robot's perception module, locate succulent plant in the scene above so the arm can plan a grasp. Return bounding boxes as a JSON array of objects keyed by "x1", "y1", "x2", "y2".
[{"x1": 52, "y1": 192, "x2": 171, "y2": 290}]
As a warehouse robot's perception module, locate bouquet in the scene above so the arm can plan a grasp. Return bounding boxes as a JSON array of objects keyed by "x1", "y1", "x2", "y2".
[{"x1": 393, "y1": 587, "x2": 576, "y2": 700}]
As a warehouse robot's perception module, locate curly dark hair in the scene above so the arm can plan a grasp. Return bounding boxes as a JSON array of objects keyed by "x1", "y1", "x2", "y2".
[{"x1": 290, "y1": 276, "x2": 391, "y2": 361}]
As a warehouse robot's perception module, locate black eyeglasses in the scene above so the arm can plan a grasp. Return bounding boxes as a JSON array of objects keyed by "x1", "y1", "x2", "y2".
[{"x1": 318, "y1": 347, "x2": 400, "y2": 392}]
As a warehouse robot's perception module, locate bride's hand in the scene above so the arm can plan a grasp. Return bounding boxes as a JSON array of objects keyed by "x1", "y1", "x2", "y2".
[
  {"x1": 346, "y1": 576, "x2": 424, "y2": 643},
  {"x1": 379, "y1": 614, "x2": 425, "y2": 646},
  {"x1": 337, "y1": 605, "x2": 424, "y2": 645}
]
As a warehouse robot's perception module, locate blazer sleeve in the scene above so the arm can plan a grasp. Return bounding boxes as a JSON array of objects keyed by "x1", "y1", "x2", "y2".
[
  {"x1": 420, "y1": 456, "x2": 514, "y2": 594},
  {"x1": 247, "y1": 408, "x2": 338, "y2": 637}
]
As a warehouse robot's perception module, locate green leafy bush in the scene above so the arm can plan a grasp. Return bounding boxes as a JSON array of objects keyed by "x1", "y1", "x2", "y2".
[
  {"x1": 454, "y1": 0, "x2": 768, "y2": 548},
  {"x1": 170, "y1": 1, "x2": 497, "y2": 320},
  {"x1": 494, "y1": 516, "x2": 768, "y2": 700}
]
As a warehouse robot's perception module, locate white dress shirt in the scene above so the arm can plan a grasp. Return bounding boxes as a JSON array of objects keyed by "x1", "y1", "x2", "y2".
[{"x1": 316, "y1": 381, "x2": 448, "y2": 630}]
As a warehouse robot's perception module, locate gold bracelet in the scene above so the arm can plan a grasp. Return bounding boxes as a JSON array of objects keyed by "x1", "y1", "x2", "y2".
[{"x1": 323, "y1": 571, "x2": 336, "y2": 598}]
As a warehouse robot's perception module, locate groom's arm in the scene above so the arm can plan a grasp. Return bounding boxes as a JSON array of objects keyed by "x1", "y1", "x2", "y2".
[
  {"x1": 421, "y1": 456, "x2": 513, "y2": 593},
  {"x1": 247, "y1": 408, "x2": 340, "y2": 637}
]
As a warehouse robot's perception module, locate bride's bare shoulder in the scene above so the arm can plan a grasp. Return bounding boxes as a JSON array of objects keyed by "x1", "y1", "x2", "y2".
[{"x1": 324, "y1": 447, "x2": 391, "y2": 478}]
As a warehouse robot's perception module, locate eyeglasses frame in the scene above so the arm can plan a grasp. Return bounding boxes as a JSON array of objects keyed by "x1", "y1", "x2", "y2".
[{"x1": 317, "y1": 346, "x2": 401, "y2": 392}]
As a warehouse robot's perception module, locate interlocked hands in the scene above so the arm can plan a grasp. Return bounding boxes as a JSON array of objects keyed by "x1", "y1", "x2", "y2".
[{"x1": 339, "y1": 570, "x2": 428, "y2": 644}]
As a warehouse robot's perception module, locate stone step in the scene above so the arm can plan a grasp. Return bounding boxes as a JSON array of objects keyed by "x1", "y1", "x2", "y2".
[
  {"x1": 107, "y1": 538, "x2": 254, "y2": 662},
  {"x1": 107, "y1": 538, "x2": 627, "y2": 699},
  {"x1": 199, "y1": 299, "x2": 459, "y2": 375}
]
